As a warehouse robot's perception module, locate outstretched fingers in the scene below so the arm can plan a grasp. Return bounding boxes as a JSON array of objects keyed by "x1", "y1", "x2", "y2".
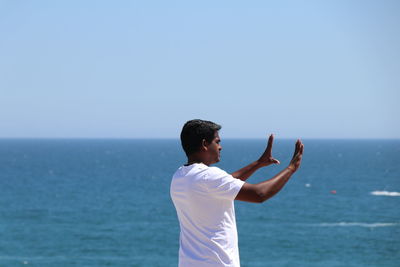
[
  {"x1": 267, "y1": 134, "x2": 274, "y2": 154},
  {"x1": 292, "y1": 139, "x2": 300, "y2": 158},
  {"x1": 289, "y1": 139, "x2": 304, "y2": 172},
  {"x1": 296, "y1": 140, "x2": 304, "y2": 159}
]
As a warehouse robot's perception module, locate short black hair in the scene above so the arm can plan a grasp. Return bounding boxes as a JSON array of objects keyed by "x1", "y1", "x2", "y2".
[{"x1": 180, "y1": 119, "x2": 221, "y2": 157}]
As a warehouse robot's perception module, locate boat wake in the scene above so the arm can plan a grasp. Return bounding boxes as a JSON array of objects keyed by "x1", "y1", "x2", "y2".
[
  {"x1": 315, "y1": 222, "x2": 399, "y2": 228},
  {"x1": 370, "y1": 191, "x2": 400, "y2": 197}
]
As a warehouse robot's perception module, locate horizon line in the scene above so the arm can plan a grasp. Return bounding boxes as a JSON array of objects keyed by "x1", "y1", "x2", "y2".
[{"x1": 0, "y1": 137, "x2": 399, "y2": 140}]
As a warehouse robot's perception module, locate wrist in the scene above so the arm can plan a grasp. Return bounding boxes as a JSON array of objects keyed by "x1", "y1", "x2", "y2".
[
  {"x1": 255, "y1": 160, "x2": 269, "y2": 167},
  {"x1": 287, "y1": 166, "x2": 296, "y2": 173}
]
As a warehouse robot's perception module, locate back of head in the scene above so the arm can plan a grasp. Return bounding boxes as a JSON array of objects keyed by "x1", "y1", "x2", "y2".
[{"x1": 180, "y1": 119, "x2": 221, "y2": 157}]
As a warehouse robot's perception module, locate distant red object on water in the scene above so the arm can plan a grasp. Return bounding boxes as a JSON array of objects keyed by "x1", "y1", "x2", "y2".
[{"x1": 330, "y1": 190, "x2": 337, "y2": 194}]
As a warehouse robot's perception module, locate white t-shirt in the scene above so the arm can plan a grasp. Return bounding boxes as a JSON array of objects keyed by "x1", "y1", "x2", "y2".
[{"x1": 170, "y1": 163, "x2": 245, "y2": 267}]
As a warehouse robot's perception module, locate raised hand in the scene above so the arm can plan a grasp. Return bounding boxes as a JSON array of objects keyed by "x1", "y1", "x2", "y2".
[
  {"x1": 257, "y1": 134, "x2": 280, "y2": 167},
  {"x1": 288, "y1": 139, "x2": 304, "y2": 172}
]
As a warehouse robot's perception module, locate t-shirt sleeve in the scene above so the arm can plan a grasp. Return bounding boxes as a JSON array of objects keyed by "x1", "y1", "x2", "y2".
[{"x1": 202, "y1": 167, "x2": 245, "y2": 200}]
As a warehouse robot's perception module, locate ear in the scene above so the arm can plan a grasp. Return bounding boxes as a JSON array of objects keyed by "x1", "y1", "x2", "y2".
[{"x1": 201, "y1": 139, "x2": 208, "y2": 151}]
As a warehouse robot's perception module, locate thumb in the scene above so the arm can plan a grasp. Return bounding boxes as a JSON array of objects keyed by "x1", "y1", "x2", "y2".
[{"x1": 272, "y1": 158, "x2": 280, "y2": 164}]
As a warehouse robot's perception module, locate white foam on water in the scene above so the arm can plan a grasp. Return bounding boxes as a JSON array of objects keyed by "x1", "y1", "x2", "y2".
[
  {"x1": 316, "y1": 222, "x2": 399, "y2": 228},
  {"x1": 370, "y1": 191, "x2": 400, "y2": 197}
]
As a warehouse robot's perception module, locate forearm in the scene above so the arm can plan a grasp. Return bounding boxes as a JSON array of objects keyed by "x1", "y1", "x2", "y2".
[
  {"x1": 255, "y1": 167, "x2": 294, "y2": 202},
  {"x1": 231, "y1": 161, "x2": 265, "y2": 181}
]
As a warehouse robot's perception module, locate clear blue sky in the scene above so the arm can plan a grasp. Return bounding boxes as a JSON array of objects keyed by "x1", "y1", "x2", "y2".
[{"x1": 1, "y1": 0, "x2": 399, "y2": 139}]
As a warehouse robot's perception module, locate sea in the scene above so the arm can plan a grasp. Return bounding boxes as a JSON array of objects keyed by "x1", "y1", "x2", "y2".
[{"x1": 0, "y1": 139, "x2": 399, "y2": 267}]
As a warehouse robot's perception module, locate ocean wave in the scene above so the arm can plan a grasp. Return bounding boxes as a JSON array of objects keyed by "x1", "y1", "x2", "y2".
[
  {"x1": 370, "y1": 191, "x2": 400, "y2": 196},
  {"x1": 316, "y1": 222, "x2": 399, "y2": 228}
]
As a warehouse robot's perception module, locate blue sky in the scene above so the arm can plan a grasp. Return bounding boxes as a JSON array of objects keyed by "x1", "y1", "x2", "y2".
[{"x1": 0, "y1": 0, "x2": 399, "y2": 138}]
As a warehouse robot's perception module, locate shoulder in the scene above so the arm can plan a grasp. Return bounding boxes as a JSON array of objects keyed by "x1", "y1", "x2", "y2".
[
  {"x1": 203, "y1": 166, "x2": 236, "y2": 185},
  {"x1": 202, "y1": 166, "x2": 245, "y2": 199},
  {"x1": 205, "y1": 166, "x2": 229, "y2": 178},
  {"x1": 172, "y1": 164, "x2": 210, "y2": 185}
]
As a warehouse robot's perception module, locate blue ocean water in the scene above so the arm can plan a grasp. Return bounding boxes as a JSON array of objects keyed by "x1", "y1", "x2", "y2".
[{"x1": 0, "y1": 139, "x2": 399, "y2": 266}]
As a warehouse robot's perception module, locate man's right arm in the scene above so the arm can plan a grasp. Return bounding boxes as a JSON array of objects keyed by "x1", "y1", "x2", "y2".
[{"x1": 235, "y1": 139, "x2": 304, "y2": 203}]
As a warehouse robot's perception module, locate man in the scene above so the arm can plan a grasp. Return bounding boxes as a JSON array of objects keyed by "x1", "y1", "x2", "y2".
[{"x1": 170, "y1": 119, "x2": 304, "y2": 267}]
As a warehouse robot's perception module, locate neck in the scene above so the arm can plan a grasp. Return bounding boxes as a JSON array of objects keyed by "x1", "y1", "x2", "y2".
[{"x1": 186, "y1": 154, "x2": 209, "y2": 166}]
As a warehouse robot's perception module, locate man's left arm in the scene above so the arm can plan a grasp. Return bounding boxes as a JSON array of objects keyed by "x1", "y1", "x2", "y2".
[{"x1": 231, "y1": 134, "x2": 280, "y2": 181}]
